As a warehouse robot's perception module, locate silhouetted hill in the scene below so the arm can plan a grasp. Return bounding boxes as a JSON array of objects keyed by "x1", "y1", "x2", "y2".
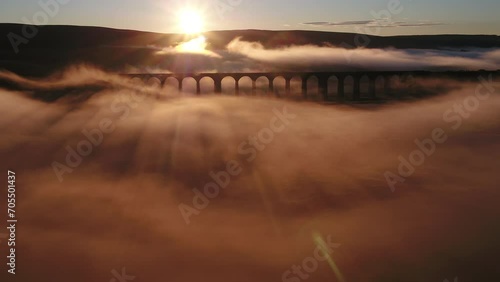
[
  {"x1": 1, "y1": 24, "x2": 499, "y2": 75},
  {"x1": 2, "y1": 24, "x2": 499, "y2": 50}
]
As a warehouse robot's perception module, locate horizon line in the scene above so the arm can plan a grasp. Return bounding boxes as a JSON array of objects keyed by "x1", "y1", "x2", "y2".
[{"x1": 1, "y1": 22, "x2": 499, "y2": 37}]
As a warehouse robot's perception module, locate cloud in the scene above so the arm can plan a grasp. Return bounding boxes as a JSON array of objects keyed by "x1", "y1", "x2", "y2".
[
  {"x1": 302, "y1": 19, "x2": 444, "y2": 28},
  {"x1": 155, "y1": 36, "x2": 222, "y2": 58},
  {"x1": 303, "y1": 20, "x2": 373, "y2": 26},
  {"x1": 226, "y1": 37, "x2": 500, "y2": 71},
  {"x1": 2, "y1": 67, "x2": 500, "y2": 282}
]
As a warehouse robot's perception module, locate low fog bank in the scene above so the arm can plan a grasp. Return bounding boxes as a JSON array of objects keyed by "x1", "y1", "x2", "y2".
[
  {"x1": 128, "y1": 38, "x2": 500, "y2": 73},
  {"x1": 0, "y1": 68, "x2": 500, "y2": 282},
  {"x1": 225, "y1": 38, "x2": 500, "y2": 72},
  {"x1": 3, "y1": 33, "x2": 500, "y2": 75}
]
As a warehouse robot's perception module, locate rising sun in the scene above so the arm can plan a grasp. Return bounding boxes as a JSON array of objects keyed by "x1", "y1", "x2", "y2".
[{"x1": 178, "y1": 9, "x2": 204, "y2": 35}]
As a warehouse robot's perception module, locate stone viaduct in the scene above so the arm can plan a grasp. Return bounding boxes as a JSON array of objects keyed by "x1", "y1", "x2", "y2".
[{"x1": 125, "y1": 70, "x2": 498, "y2": 101}]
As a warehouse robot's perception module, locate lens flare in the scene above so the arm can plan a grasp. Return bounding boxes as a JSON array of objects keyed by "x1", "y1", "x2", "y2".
[{"x1": 313, "y1": 232, "x2": 346, "y2": 282}]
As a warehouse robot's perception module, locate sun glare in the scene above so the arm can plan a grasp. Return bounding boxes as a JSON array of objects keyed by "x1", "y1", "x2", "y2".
[
  {"x1": 178, "y1": 9, "x2": 204, "y2": 35},
  {"x1": 175, "y1": 36, "x2": 207, "y2": 53}
]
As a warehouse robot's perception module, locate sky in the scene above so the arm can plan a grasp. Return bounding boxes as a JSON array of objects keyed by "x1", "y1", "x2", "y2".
[{"x1": 1, "y1": 0, "x2": 499, "y2": 35}]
